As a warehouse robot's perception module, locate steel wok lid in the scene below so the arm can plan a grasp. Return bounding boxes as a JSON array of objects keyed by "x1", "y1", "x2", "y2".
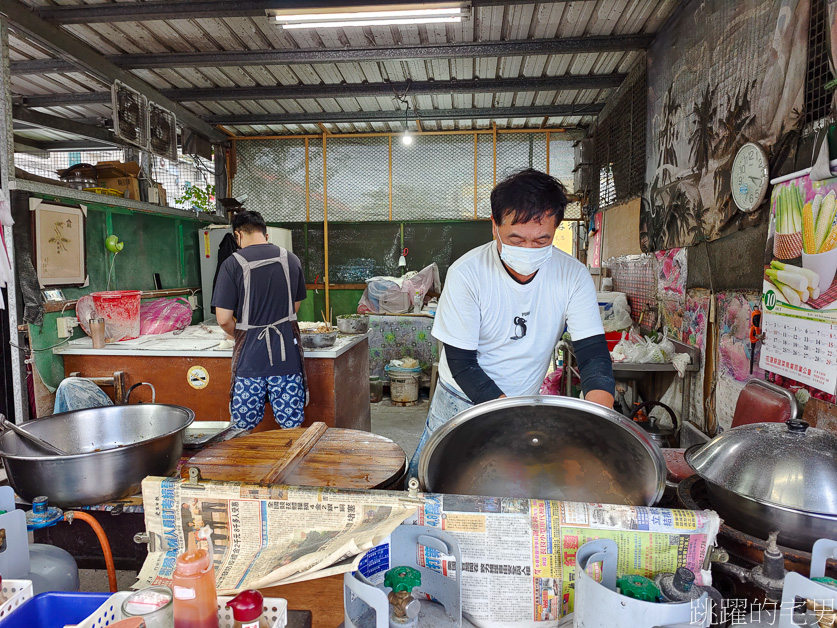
[
  {"x1": 686, "y1": 420, "x2": 837, "y2": 516},
  {"x1": 418, "y1": 396, "x2": 666, "y2": 505}
]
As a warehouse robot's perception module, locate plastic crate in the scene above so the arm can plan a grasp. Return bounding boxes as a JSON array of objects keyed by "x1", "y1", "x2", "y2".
[
  {"x1": 0, "y1": 592, "x2": 110, "y2": 628},
  {"x1": 77, "y1": 591, "x2": 288, "y2": 628},
  {"x1": 0, "y1": 580, "x2": 34, "y2": 622}
]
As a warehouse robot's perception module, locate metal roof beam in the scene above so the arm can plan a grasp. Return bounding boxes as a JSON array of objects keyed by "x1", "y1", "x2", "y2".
[
  {"x1": 10, "y1": 35, "x2": 653, "y2": 74},
  {"x1": 21, "y1": 74, "x2": 626, "y2": 108},
  {"x1": 12, "y1": 104, "x2": 116, "y2": 143},
  {"x1": 35, "y1": 0, "x2": 586, "y2": 24},
  {"x1": 202, "y1": 103, "x2": 604, "y2": 126},
  {"x1": 0, "y1": 0, "x2": 227, "y2": 143}
]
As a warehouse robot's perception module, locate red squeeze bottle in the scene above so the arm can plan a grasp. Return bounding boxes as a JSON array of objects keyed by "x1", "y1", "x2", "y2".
[
  {"x1": 226, "y1": 590, "x2": 270, "y2": 628},
  {"x1": 172, "y1": 531, "x2": 220, "y2": 628}
]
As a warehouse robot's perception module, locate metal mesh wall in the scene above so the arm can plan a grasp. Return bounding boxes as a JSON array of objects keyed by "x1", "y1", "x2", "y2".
[
  {"x1": 308, "y1": 139, "x2": 325, "y2": 222},
  {"x1": 325, "y1": 136, "x2": 389, "y2": 222},
  {"x1": 392, "y1": 134, "x2": 474, "y2": 220},
  {"x1": 549, "y1": 138, "x2": 581, "y2": 220},
  {"x1": 806, "y1": 0, "x2": 834, "y2": 124},
  {"x1": 476, "y1": 134, "x2": 494, "y2": 219},
  {"x1": 234, "y1": 139, "x2": 307, "y2": 222},
  {"x1": 496, "y1": 133, "x2": 547, "y2": 181},
  {"x1": 590, "y1": 60, "x2": 647, "y2": 210},
  {"x1": 14, "y1": 149, "x2": 124, "y2": 180},
  {"x1": 151, "y1": 150, "x2": 215, "y2": 210}
]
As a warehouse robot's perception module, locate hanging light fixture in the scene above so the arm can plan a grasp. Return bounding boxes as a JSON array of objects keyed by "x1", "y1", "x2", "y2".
[
  {"x1": 269, "y1": 3, "x2": 470, "y2": 29},
  {"x1": 401, "y1": 103, "x2": 413, "y2": 145}
]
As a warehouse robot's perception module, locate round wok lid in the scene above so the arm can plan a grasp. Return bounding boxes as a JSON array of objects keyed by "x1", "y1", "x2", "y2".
[
  {"x1": 686, "y1": 420, "x2": 837, "y2": 515},
  {"x1": 418, "y1": 396, "x2": 666, "y2": 505}
]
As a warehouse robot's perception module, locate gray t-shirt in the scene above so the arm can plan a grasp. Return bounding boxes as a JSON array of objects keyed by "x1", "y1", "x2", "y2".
[{"x1": 211, "y1": 243, "x2": 307, "y2": 378}]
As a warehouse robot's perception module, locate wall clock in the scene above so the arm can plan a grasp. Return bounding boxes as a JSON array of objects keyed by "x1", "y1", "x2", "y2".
[{"x1": 731, "y1": 142, "x2": 769, "y2": 213}]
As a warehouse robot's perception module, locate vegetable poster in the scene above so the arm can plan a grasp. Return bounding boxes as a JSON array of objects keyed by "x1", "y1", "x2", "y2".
[{"x1": 760, "y1": 173, "x2": 837, "y2": 394}]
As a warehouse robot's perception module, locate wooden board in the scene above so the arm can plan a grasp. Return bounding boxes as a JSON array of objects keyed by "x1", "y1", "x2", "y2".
[
  {"x1": 185, "y1": 427, "x2": 407, "y2": 489},
  {"x1": 601, "y1": 198, "x2": 642, "y2": 261},
  {"x1": 260, "y1": 575, "x2": 343, "y2": 628}
]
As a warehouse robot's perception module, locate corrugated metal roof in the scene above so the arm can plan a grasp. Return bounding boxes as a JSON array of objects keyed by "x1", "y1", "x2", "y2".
[{"x1": 8, "y1": 0, "x2": 678, "y2": 137}]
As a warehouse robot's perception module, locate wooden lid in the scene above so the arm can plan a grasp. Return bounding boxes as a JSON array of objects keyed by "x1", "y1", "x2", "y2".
[{"x1": 184, "y1": 423, "x2": 407, "y2": 490}]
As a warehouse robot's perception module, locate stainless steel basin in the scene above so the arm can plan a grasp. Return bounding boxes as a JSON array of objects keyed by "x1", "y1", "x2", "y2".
[
  {"x1": 418, "y1": 396, "x2": 666, "y2": 505},
  {"x1": 0, "y1": 404, "x2": 194, "y2": 507}
]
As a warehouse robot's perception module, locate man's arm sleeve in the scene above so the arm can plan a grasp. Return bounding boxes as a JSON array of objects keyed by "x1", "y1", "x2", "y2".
[
  {"x1": 444, "y1": 343, "x2": 504, "y2": 404},
  {"x1": 573, "y1": 334, "x2": 615, "y2": 397},
  {"x1": 293, "y1": 256, "x2": 307, "y2": 302},
  {"x1": 211, "y1": 261, "x2": 238, "y2": 311}
]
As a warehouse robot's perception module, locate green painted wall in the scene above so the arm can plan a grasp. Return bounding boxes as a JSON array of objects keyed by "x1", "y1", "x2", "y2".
[{"x1": 28, "y1": 193, "x2": 206, "y2": 392}]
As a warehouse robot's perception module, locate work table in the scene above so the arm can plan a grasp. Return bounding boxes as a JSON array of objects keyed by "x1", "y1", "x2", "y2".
[{"x1": 54, "y1": 325, "x2": 372, "y2": 431}]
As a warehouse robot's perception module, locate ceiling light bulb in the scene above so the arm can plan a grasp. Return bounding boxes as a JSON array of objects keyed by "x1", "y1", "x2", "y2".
[{"x1": 402, "y1": 131, "x2": 413, "y2": 146}]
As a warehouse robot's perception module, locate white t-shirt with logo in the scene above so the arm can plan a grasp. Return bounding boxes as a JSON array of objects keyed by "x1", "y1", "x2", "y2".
[{"x1": 432, "y1": 241, "x2": 604, "y2": 398}]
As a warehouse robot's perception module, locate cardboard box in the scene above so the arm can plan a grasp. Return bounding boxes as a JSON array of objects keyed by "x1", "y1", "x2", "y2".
[{"x1": 96, "y1": 161, "x2": 141, "y2": 200}]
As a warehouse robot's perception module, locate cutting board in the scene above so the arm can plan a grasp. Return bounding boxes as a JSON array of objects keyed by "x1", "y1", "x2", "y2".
[{"x1": 184, "y1": 423, "x2": 407, "y2": 490}]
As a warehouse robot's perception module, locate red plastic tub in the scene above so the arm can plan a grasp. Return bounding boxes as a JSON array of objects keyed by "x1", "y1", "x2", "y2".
[
  {"x1": 91, "y1": 290, "x2": 142, "y2": 341},
  {"x1": 605, "y1": 331, "x2": 623, "y2": 351}
]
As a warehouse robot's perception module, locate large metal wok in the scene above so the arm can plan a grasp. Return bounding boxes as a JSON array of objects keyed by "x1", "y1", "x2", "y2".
[
  {"x1": 0, "y1": 404, "x2": 194, "y2": 507},
  {"x1": 686, "y1": 419, "x2": 837, "y2": 551},
  {"x1": 418, "y1": 396, "x2": 666, "y2": 505}
]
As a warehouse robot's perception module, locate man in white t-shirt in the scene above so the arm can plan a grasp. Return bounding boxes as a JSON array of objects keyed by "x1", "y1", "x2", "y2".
[{"x1": 408, "y1": 168, "x2": 615, "y2": 478}]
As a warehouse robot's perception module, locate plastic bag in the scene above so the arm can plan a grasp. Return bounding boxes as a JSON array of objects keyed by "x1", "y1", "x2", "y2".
[
  {"x1": 140, "y1": 297, "x2": 193, "y2": 335},
  {"x1": 602, "y1": 293, "x2": 633, "y2": 332},
  {"x1": 358, "y1": 263, "x2": 441, "y2": 314}
]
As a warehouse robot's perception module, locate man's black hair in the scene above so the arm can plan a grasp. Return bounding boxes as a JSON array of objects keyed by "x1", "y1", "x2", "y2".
[
  {"x1": 490, "y1": 168, "x2": 568, "y2": 226},
  {"x1": 231, "y1": 210, "x2": 268, "y2": 236}
]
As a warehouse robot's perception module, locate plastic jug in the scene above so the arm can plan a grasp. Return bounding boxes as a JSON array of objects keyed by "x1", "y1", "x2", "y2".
[
  {"x1": 226, "y1": 590, "x2": 270, "y2": 628},
  {"x1": 172, "y1": 526, "x2": 219, "y2": 628}
]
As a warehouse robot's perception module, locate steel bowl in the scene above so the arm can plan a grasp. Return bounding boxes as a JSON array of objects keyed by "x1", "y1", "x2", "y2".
[
  {"x1": 336, "y1": 315, "x2": 369, "y2": 334},
  {"x1": 418, "y1": 396, "x2": 666, "y2": 505},
  {"x1": 301, "y1": 331, "x2": 337, "y2": 349},
  {"x1": 0, "y1": 404, "x2": 194, "y2": 507}
]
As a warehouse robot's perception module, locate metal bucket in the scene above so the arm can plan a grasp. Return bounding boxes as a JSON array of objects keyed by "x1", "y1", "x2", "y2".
[
  {"x1": 418, "y1": 396, "x2": 666, "y2": 505},
  {"x1": 0, "y1": 404, "x2": 194, "y2": 507}
]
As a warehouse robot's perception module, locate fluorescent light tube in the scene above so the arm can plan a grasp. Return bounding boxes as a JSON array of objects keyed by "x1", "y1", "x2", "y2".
[{"x1": 282, "y1": 16, "x2": 461, "y2": 28}]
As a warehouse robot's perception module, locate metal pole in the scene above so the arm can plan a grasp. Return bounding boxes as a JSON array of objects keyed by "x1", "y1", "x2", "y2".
[
  {"x1": 0, "y1": 16, "x2": 23, "y2": 423},
  {"x1": 388, "y1": 135, "x2": 392, "y2": 221},
  {"x1": 492, "y1": 122, "x2": 497, "y2": 186},
  {"x1": 304, "y1": 137, "x2": 310, "y2": 222},
  {"x1": 322, "y1": 132, "x2": 330, "y2": 319},
  {"x1": 473, "y1": 133, "x2": 478, "y2": 219}
]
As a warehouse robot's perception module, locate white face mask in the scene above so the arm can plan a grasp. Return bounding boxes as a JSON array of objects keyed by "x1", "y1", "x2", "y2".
[{"x1": 496, "y1": 230, "x2": 553, "y2": 276}]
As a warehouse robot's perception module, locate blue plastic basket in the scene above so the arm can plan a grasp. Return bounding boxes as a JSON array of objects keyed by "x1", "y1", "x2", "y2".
[{"x1": 0, "y1": 592, "x2": 110, "y2": 628}]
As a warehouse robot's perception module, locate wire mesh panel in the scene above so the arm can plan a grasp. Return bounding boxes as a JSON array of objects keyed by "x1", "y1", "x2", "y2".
[
  {"x1": 234, "y1": 139, "x2": 307, "y2": 222},
  {"x1": 805, "y1": 0, "x2": 834, "y2": 124},
  {"x1": 151, "y1": 150, "x2": 215, "y2": 210},
  {"x1": 14, "y1": 149, "x2": 125, "y2": 180},
  {"x1": 392, "y1": 134, "x2": 474, "y2": 220},
  {"x1": 496, "y1": 133, "x2": 547, "y2": 181},
  {"x1": 476, "y1": 133, "x2": 494, "y2": 219},
  {"x1": 325, "y1": 136, "x2": 389, "y2": 222},
  {"x1": 549, "y1": 138, "x2": 575, "y2": 192},
  {"x1": 328, "y1": 223, "x2": 402, "y2": 282},
  {"x1": 308, "y1": 139, "x2": 325, "y2": 222}
]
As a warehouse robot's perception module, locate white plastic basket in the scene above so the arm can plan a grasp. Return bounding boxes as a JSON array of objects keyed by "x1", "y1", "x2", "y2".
[
  {"x1": 78, "y1": 591, "x2": 288, "y2": 628},
  {"x1": 0, "y1": 579, "x2": 34, "y2": 622}
]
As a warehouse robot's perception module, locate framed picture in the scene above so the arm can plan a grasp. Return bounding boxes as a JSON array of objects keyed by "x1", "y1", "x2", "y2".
[{"x1": 30, "y1": 198, "x2": 88, "y2": 287}]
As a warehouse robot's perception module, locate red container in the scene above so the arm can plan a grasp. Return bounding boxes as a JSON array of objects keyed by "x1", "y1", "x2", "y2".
[
  {"x1": 605, "y1": 331, "x2": 623, "y2": 351},
  {"x1": 91, "y1": 290, "x2": 142, "y2": 341}
]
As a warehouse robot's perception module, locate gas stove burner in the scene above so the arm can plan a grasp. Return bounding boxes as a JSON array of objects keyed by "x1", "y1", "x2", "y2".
[{"x1": 678, "y1": 475, "x2": 837, "y2": 578}]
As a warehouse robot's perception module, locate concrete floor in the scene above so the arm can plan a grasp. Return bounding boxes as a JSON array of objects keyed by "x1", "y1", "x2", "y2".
[
  {"x1": 370, "y1": 397, "x2": 429, "y2": 460},
  {"x1": 76, "y1": 397, "x2": 430, "y2": 594}
]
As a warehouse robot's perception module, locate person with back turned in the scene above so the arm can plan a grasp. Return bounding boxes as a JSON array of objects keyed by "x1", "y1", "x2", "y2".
[
  {"x1": 408, "y1": 169, "x2": 615, "y2": 476},
  {"x1": 212, "y1": 210, "x2": 308, "y2": 431}
]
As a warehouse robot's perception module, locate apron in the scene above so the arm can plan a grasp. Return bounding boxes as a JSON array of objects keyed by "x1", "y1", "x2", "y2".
[{"x1": 229, "y1": 248, "x2": 309, "y2": 405}]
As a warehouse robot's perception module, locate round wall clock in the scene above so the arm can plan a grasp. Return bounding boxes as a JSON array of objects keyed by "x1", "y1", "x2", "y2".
[{"x1": 731, "y1": 142, "x2": 769, "y2": 213}]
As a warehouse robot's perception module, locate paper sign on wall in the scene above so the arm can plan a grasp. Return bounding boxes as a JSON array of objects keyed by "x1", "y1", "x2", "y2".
[{"x1": 759, "y1": 173, "x2": 837, "y2": 394}]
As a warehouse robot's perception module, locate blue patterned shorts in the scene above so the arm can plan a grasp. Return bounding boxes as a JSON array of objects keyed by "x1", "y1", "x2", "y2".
[{"x1": 231, "y1": 373, "x2": 305, "y2": 430}]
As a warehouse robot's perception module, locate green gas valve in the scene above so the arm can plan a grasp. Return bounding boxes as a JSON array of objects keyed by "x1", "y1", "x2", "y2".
[
  {"x1": 384, "y1": 566, "x2": 421, "y2": 593},
  {"x1": 617, "y1": 575, "x2": 661, "y2": 602}
]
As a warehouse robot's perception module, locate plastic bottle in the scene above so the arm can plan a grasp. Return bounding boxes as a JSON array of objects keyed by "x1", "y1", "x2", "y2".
[
  {"x1": 412, "y1": 291, "x2": 423, "y2": 313},
  {"x1": 226, "y1": 590, "x2": 270, "y2": 628},
  {"x1": 172, "y1": 527, "x2": 219, "y2": 628}
]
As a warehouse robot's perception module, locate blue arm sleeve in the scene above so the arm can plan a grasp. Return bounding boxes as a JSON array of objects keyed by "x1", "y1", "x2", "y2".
[
  {"x1": 444, "y1": 343, "x2": 505, "y2": 404},
  {"x1": 573, "y1": 334, "x2": 615, "y2": 397}
]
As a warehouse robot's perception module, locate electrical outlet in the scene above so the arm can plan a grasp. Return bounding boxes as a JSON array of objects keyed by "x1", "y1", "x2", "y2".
[
  {"x1": 188, "y1": 295, "x2": 198, "y2": 310},
  {"x1": 57, "y1": 317, "x2": 80, "y2": 338}
]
